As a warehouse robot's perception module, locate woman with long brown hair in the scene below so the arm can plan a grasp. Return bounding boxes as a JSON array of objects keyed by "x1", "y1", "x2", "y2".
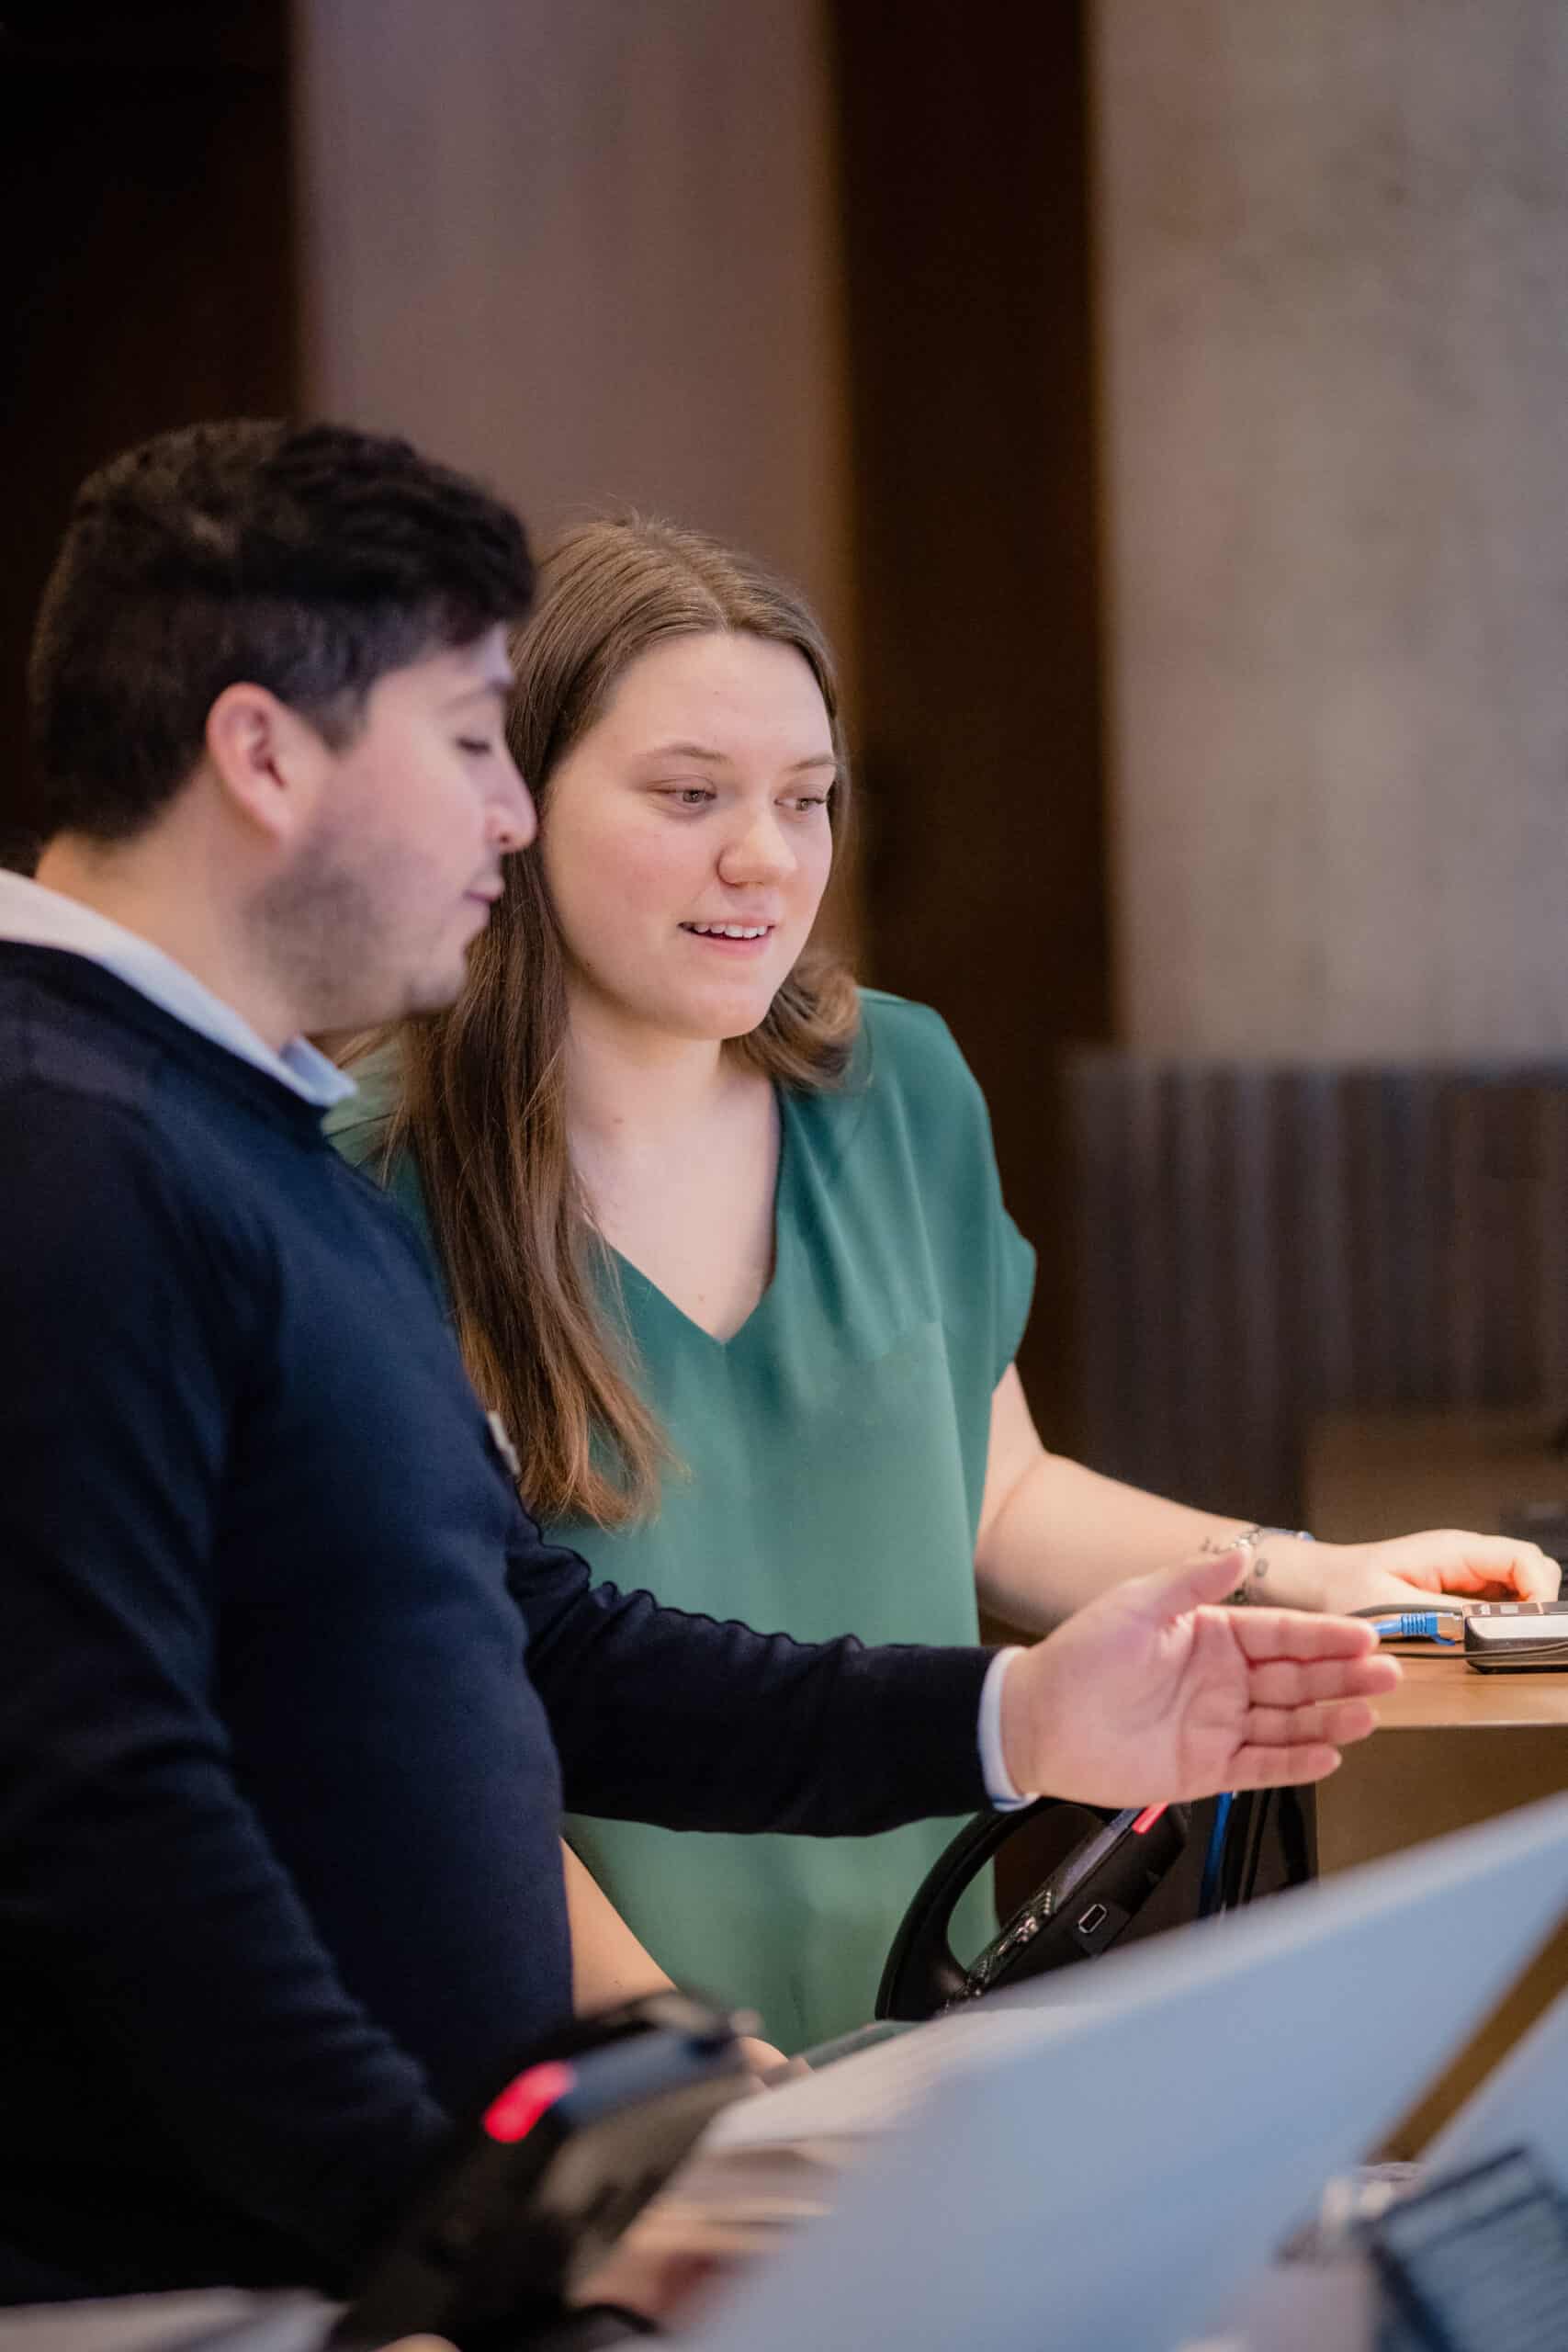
[{"x1": 331, "y1": 516, "x2": 1555, "y2": 2053}]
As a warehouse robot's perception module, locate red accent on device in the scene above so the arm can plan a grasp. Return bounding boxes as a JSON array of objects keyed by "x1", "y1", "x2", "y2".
[
  {"x1": 1131, "y1": 1804, "x2": 1168, "y2": 1836},
  {"x1": 482, "y1": 2059, "x2": 577, "y2": 2143}
]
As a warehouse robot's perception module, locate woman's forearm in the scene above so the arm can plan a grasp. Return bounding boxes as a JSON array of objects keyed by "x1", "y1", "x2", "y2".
[
  {"x1": 971, "y1": 1366, "x2": 1557, "y2": 1631},
  {"x1": 971, "y1": 1367, "x2": 1322, "y2": 1630},
  {"x1": 974, "y1": 1450, "x2": 1322, "y2": 1632},
  {"x1": 561, "y1": 1840, "x2": 677, "y2": 2012},
  {"x1": 561, "y1": 1844, "x2": 790, "y2": 2075}
]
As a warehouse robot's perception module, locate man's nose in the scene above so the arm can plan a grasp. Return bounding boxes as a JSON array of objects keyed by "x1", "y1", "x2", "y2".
[{"x1": 490, "y1": 753, "x2": 536, "y2": 854}]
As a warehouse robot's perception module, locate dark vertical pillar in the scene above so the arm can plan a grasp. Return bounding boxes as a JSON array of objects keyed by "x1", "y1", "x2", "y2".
[
  {"x1": 828, "y1": 1, "x2": 1111, "y2": 1449},
  {"x1": 1, "y1": 0, "x2": 298, "y2": 866}
]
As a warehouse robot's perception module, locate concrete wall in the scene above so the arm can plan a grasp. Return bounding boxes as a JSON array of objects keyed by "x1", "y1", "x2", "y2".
[{"x1": 1092, "y1": 1, "x2": 1568, "y2": 1058}]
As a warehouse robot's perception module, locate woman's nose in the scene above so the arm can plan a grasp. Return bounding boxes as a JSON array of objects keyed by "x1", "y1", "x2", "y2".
[{"x1": 717, "y1": 808, "x2": 793, "y2": 884}]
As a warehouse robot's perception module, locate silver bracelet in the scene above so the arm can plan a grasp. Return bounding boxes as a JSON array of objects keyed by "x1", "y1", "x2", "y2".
[{"x1": 1224, "y1": 1522, "x2": 1314, "y2": 1604}]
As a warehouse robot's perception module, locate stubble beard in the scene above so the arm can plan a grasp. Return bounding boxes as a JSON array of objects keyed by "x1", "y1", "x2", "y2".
[{"x1": 249, "y1": 827, "x2": 449, "y2": 1035}]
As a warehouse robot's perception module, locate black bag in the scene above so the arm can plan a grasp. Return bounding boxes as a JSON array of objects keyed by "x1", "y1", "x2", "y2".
[{"x1": 878, "y1": 1798, "x2": 1190, "y2": 2019}]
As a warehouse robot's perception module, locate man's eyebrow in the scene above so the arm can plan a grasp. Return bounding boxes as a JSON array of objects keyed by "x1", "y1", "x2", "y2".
[
  {"x1": 640, "y1": 741, "x2": 838, "y2": 773},
  {"x1": 443, "y1": 674, "x2": 513, "y2": 709}
]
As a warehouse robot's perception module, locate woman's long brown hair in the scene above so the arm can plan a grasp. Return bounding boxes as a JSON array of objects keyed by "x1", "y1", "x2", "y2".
[{"x1": 364, "y1": 517, "x2": 859, "y2": 1525}]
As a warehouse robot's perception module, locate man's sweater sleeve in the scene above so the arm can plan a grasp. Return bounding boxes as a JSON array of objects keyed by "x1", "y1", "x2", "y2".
[
  {"x1": 0, "y1": 1094, "x2": 447, "y2": 2282},
  {"x1": 507, "y1": 1513, "x2": 995, "y2": 1833}
]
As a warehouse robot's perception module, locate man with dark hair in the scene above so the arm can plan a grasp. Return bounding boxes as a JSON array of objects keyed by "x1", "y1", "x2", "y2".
[
  {"x1": 30, "y1": 419, "x2": 537, "y2": 844},
  {"x1": 0, "y1": 420, "x2": 1393, "y2": 2306}
]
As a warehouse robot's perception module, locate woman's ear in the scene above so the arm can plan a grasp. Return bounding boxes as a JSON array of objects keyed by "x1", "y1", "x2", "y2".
[{"x1": 203, "y1": 682, "x2": 332, "y2": 845}]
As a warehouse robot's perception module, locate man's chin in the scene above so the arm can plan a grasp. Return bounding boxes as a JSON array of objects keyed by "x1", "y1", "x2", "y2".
[
  {"x1": 400, "y1": 963, "x2": 470, "y2": 1019},
  {"x1": 318, "y1": 960, "x2": 468, "y2": 1035}
]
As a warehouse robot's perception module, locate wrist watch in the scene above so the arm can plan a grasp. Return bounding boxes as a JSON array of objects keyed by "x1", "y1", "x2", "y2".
[{"x1": 1225, "y1": 1523, "x2": 1314, "y2": 1604}]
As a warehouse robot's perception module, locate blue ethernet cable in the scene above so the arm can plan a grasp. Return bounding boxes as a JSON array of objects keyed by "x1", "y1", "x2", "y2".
[
  {"x1": 1366, "y1": 1611, "x2": 1460, "y2": 1644},
  {"x1": 1197, "y1": 1611, "x2": 1451, "y2": 1920},
  {"x1": 1198, "y1": 1792, "x2": 1234, "y2": 1917}
]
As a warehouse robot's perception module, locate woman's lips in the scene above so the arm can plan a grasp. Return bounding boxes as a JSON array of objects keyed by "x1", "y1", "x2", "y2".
[{"x1": 679, "y1": 922, "x2": 776, "y2": 955}]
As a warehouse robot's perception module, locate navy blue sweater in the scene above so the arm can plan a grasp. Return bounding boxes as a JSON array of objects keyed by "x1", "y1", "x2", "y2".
[{"x1": 0, "y1": 945, "x2": 991, "y2": 2301}]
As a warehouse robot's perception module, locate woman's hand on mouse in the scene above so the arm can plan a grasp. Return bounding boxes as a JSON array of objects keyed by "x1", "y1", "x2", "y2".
[{"x1": 1309, "y1": 1530, "x2": 1560, "y2": 1616}]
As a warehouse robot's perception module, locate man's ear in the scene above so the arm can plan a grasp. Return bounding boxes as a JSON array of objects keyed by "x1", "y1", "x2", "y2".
[{"x1": 203, "y1": 683, "x2": 331, "y2": 845}]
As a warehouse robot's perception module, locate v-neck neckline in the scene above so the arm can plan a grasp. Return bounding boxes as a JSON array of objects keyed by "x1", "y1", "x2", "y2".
[{"x1": 607, "y1": 1086, "x2": 791, "y2": 1352}]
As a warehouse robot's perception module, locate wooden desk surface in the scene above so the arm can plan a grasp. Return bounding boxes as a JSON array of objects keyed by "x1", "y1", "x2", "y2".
[
  {"x1": 1372, "y1": 1650, "x2": 1568, "y2": 1729},
  {"x1": 1320, "y1": 1653, "x2": 1567, "y2": 1877}
]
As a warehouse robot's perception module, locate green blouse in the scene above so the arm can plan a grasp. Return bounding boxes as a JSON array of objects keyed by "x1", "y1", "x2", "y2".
[{"x1": 328, "y1": 990, "x2": 1035, "y2": 2052}]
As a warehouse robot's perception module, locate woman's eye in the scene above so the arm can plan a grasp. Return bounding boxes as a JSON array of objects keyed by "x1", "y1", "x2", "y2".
[
  {"x1": 457, "y1": 738, "x2": 494, "y2": 757},
  {"x1": 784, "y1": 792, "x2": 830, "y2": 813},
  {"x1": 660, "y1": 786, "x2": 715, "y2": 808}
]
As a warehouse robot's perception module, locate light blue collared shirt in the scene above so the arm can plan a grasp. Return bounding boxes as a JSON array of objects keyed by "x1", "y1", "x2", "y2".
[{"x1": 0, "y1": 869, "x2": 355, "y2": 1109}]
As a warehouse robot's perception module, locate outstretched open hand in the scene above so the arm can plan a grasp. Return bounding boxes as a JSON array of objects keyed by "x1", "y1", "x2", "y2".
[{"x1": 999, "y1": 1546, "x2": 1400, "y2": 1807}]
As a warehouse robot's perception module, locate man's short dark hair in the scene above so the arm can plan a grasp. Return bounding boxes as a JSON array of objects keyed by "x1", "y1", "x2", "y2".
[{"x1": 28, "y1": 420, "x2": 536, "y2": 842}]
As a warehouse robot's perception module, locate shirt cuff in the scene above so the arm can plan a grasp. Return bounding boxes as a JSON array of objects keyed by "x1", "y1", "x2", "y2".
[{"x1": 977, "y1": 1646, "x2": 1035, "y2": 1809}]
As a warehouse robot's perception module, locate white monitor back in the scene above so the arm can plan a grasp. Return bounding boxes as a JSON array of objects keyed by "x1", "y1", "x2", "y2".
[
  {"x1": 1425, "y1": 1964, "x2": 1568, "y2": 2185},
  {"x1": 685, "y1": 1794, "x2": 1568, "y2": 2352}
]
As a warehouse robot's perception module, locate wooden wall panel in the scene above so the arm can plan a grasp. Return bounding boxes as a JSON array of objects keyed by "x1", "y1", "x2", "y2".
[
  {"x1": 829, "y1": 0, "x2": 1108, "y2": 1446},
  {"x1": 295, "y1": 0, "x2": 854, "y2": 663},
  {"x1": 1069, "y1": 1056, "x2": 1568, "y2": 1527},
  {"x1": 1, "y1": 0, "x2": 297, "y2": 865}
]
